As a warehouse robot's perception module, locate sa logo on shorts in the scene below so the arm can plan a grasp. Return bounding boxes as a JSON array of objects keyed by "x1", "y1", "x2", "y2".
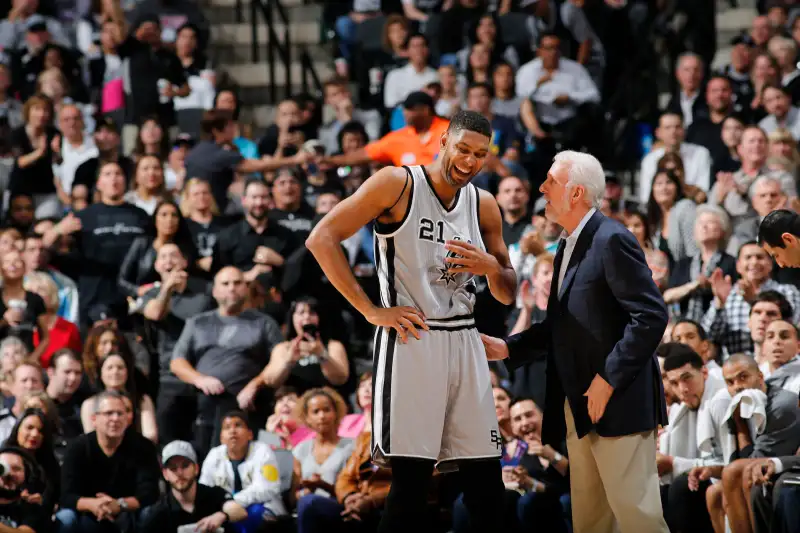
[{"x1": 262, "y1": 464, "x2": 279, "y2": 482}]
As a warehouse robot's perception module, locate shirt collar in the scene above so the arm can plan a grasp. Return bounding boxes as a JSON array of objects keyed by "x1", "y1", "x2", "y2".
[{"x1": 562, "y1": 208, "x2": 596, "y2": 244}]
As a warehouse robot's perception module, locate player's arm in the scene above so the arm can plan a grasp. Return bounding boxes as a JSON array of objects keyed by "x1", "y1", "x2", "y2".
[{"x1": 305, "y1": 167, "x2": 428, "y2": 342}]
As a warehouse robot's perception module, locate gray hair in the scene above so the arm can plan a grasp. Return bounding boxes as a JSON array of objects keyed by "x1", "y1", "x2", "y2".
[
  {"x1": 94, "y1": 389, "x2": 129, "y2": 413},
  {"x1": 552, "y1": 151, "x2": 606, "y2": 208},
  {"x1": 0, "y1": 337, "x2": 27, "y2": 357},
  {"x1": 752, "y1": 175, "x2": 784, "y2": 194},
  {"x1": 695, "y1": 203, "x2": 732, "y2": 245}
]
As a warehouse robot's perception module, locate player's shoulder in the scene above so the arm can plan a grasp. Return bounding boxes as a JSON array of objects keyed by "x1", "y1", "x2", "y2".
[{"x1": 362, "y1": 165, "x2": 412, "y2": 194}]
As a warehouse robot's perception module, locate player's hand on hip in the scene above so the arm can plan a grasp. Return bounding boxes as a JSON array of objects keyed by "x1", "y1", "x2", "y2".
[
  {"x1": 480, "y1": 334, "x2": 509, "y2": 361},
  {"x1": 365, "y1": 306, "x2": 428, "y2": 343},
  {"x1": 445, "y1": 240, "x2": 500, "y2": 277},
  {"x1": 583, "y1": 374, "x2": 614, "y2": 423}
]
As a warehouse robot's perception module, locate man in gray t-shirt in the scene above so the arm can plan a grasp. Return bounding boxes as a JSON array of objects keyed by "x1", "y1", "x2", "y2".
[{"x1": 171, "y1": 266, "x2": 283, "y2": 456}]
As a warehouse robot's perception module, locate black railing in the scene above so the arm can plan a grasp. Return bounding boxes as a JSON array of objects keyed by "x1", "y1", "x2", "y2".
[{"x1": 235, "y1": 0, "x2": 323, "y2": 101}]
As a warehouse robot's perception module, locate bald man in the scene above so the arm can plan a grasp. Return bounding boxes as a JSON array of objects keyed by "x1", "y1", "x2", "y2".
[{"x1": 170, "y1": 267, "x2": 284, "y2": 457}]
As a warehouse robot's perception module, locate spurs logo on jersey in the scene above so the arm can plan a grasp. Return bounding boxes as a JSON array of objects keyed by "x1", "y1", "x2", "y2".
[{"x1": 374, "y1": 165, "x2": 484, "y2": 320}]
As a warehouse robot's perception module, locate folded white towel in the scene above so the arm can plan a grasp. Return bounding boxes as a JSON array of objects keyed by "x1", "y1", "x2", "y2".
[{"x1": 724, "y1": 389, "x2": 768, "y2": 436}]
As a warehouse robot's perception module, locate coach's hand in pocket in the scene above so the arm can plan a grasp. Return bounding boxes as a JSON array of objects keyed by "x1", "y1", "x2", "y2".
[
  {"x1": 584, "y1": 374, "x2": 614, "y2": 423},
  {"x1": 365, "y1": 306, "x2": 428, "y2": 343}
]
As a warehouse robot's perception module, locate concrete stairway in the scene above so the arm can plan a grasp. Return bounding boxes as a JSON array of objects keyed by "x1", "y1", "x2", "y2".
[
  {"x1": 712, "y1": 0, "x2": 758, "y2": 71},
  {"x1": 204, "y1": 0, "x2": 333, "y2": 128}
]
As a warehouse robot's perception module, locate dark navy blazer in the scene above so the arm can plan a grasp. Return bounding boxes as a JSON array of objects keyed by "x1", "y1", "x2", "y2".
[{"x1": 505, "y1": 211, "x2": 669, "y2": 445}]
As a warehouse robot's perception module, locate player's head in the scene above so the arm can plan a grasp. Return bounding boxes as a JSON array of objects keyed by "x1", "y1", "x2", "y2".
[
  {"x1": 722, "y1": 353, "x2": 765, "y2": 396},
  {"x1": 758, "y1": 209, "x2": 800, "y2": 268},
  {"x1": 439, "y1": 110, "x2": 492, "y2": 188}
]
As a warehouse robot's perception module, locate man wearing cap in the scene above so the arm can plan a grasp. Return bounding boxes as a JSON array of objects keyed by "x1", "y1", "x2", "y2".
[
  {"x1": 0, "y1": 7, "x2": 70, "y2": 51},
  {"x1": 322, "y1": 91, "x2": 449, "y2": 169},
  {"x1": 140, "y1": 441, "x2": 246, "y2": 533}
]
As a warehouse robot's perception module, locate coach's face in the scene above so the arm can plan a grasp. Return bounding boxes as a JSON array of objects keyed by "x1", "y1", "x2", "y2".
[{"x1": 540, "y1": 161, "x2": 581, "y2": 224}]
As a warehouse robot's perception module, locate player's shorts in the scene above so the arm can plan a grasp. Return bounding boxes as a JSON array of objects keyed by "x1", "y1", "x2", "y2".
[{"x1": 371, "y1": 317, "x2": 502, "y2": 471}]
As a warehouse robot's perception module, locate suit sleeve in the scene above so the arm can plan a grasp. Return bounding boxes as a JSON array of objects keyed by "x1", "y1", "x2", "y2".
[
  {"x1": 504, "y1": 317, "x2": 551, "y2": 371},
  {"x1": 601, "y1": 230, "x2": 668, "y2": 391}
]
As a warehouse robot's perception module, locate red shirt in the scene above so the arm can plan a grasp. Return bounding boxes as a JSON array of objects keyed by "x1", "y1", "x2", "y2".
[{"x1": 34, "y1": 316, "x2": 82, "y2": 368}]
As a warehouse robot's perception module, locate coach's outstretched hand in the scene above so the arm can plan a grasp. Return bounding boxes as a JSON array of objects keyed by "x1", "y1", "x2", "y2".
[
  {"x1": 480, "y1": 334, "x2": 509, "y2": 361},
  {"x1": 366, "y1": 306, "x2": 429, "y2": 343}
]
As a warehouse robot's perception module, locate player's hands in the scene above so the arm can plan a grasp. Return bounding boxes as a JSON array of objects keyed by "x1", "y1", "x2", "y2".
[
  {"x1": 444, "y1": 240, "x2": 501, "y2": 277},
  {"x1": 750, "y1": 459, "x2": 776, "y2": 488},
  {"x1": 687, "y1": 466, "x2": 713, "y2": 491},
  {"x1": 480, "y1": 334, "x2": 509, "y2": 361},
  {"x1": 365, "y1": 306, "x2": 428, "y2": 344},
  {"x1": 584, "y1": 374, "x2": 614, "y2": 423}
]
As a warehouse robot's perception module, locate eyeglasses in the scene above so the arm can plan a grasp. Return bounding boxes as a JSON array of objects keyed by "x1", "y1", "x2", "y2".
[{"x1": 96, "y1": 410, "x2": 126, "y2": 418}]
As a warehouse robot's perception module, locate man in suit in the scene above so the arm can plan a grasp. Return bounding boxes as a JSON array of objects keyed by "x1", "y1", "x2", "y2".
[
  {"x1": 481, "y1": 150, "x2": 670, "y2": 533},
  {"x1": 759, "y1": 209, "x2": 800, "y2": 268},
  {"x1": 749, "y1": 454, "x2": 800, "y2": 533}
]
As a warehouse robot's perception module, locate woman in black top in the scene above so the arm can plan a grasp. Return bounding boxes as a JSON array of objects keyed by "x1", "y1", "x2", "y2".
[
  {"x1": 4, "y1": 408, "x2": 60, "y2": 519},
  {"x1": 131, "y1": 116, "x2": 170, "y2": 163},
  {"x1": 0, "y1": 250, "x2": 50, "y2": 359},
  {"x1": 181, "y1": 178, "x2": 226, "y2": 273},
  {"x1": 9, "y1": 95, "x2": 60, "y2": 218},
  {"x1": 119, "y1": 199, "x2": 196, "y2": 298}
]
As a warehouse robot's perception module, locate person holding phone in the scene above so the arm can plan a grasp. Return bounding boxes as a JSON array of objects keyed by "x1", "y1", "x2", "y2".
[{"x1": 260, "y1": 297, "x2": 349, "y2": 395}]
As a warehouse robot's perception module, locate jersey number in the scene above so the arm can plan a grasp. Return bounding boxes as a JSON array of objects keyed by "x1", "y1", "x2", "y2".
[{"x1": 419, "y1": 218, "x2": 445, "y2": 243}]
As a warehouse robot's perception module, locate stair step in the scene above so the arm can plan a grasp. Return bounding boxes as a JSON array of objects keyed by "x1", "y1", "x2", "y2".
[
  {"x1": 204, "y1": 3, "x2": 322, "y2": 24},
  {"x1": 716, "y1": 7, "x2": 759, "y2": 32},
  {"x1": 211, "y1": 41, "x2": 331, "y2": 66},
  {"x1": 224, "y1": 61, "x2": 333, "y2": 88},
  {"x1": 208, "y1": 0, "x2": 306, "y2": 8},
  {"x1": 211, "y1": 21, "x2": 321, "y2": 45}
]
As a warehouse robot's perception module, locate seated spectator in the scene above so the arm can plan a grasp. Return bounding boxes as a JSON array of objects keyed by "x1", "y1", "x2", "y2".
[
  {"x1": 703, "y1": 242, "x2": 800, "y2": 355},
  {"x1": 36, "y1": 68, "x2": 93, "y2": 135},
  {"x1": 71, "y1": 118, "x2": 135, "y2": 198},
  {"x1": 141, "y1": 440, "x2": 247, "y2": 533},
  {"x1": 0, "y1": 446, "x2": 51, "y2": 533},
  {"x1": 56, "y1": 390, "x2": 160, "y2": 533},
  {"x1": 517, "y1": 32, "x2": 600, "y2": 155},
  {"x1": 491, "y1": 62, "x2": 523, "y2": 120},
  {"x1": 758, "y1": 84, "x2": 800, "y2": 140},
  {"x1": 170, "y1": 266, "x2": 283, "y2": 457},
  {"x1": 0, "y1": 64, "x2": 23, "y2": 129},
  {"x1": 383, "y1": 33, "x2": 439, "y2": 110},
  {"x1": 0, "y1": 337, "x2": 27, "y2": 398},
  {"x1": 0, "y1": 360, "x2": 45, "y2": 444},
  {"x1": 665, "y1": 205, "x2": 736, "y2": 320},
  {"x1": 333, "y1": 0, "x2": 381, "y2": 64},
  {"x1": 624, "y1": 210, "x2": 670, "y2": 290},
  {"x1": 213, "y1": 90, "x2": 258, "y2": 160},
  {"x1": 0, "y1": 7, "x2": 71, "y2": 51},
  {"x1": 124, "y1": 155, "x2": 173, "y2": 215},
  {"x1": 729, "y1": 176, "x2": 787, "y2": 257},
  {"x1": 24, "y1": 272, "x2": 81, "y2": 368},
  {"x1": 687, "y1": 76, "x2": 737, "y2": 165},
  {"x1": 749, "y1": 52, "x2": 780, "y2": 124},
  {"x1": 23, "y1": 229, "x2": 80, "y2": 325},
  {"x1": 639, "y1": 113, "x2": 712, "y2": 205},
  {"x1": 172, "y1": 24, "x2": 215, "y2": 137},
  {"x1": 296, "y1": 386, "x2": 388, "y2": 533},
  {"x1": 45, "y1": 349, "x2": 84, "y2": 442},
  {"x1": 269, "y1": 169, "x2": 317, "y2": 245},
  {"x1": 80, "y1": 353, "x2": 157, "y2": 442},
  {"x1": 80, "y1": 324, "x2": 147, "y2": 398},
  {"x1": 646, "y1": 169, "x2": 698, "y2": 263},
  {"x1": 356, "y1": 14, "x2": 410, "y2": 108},
  {"x1": 52, "y1": 103, "x2": 98, "y2": 208},
  {"x1": 265, "y1": 386, "x2": 311, "y2": 449},
  {"x1": 670, "y1": 319, "x2": 724, "y2": 380},
  {"x1": 767, "y1": 128, "x2": 800, "y2": 174},
  {"x1": 164, "y1": 135, "x2": 191, "y2": 194},
  {"x1": 119, "y1": 199, "x2": 196, "y2": 299},
  {"x1": 760, "y1": 319, "x2": 800, "y2": 387},
  {"x1": 319, "y1": 77, "x2": 381, "y2": 156},
  {"x1": 717, "y1": 354, "x2": 800, "y2": 533},
  {"x1": 262, "y1": 297, "x2": 349, "y2": 394},
  {"x1": 665, "y1": 53, "x2": 708, "y2": 128},
  {"x1": 339, "y1": 371, "x2": 372, "y2": 439},
  {"x1": 492, "y1": 385, "x2": 514, "y2": 443},
  {"x1": 131, "y1": 117, "x2": 170, "y2": 163},
  {"x1": 0, "y1": 250, "x2": 50, "y2": 360},
  {"x1": 657, "y1": 344, "x2": 730, "y2": 533},
  {"x1": 711, "y1": 126, "x2": 796, "y2": 229},
  {"x1": 464, "y1": 83, "x2": 517, "y2": 189},
  {"x1": 769, "y1": 35, "x2": 800, "y2": 103},
  {"x1": 3, "y1": 407, "x2": 60, "y2": 517},
  {"x1": 457, "y1": 13, "x2": 519, "y2": 74},
  {"x1": 292, "y1": 388, "x2": 354, "y2": 501},
  {"x1": 199, "y1": 411, "x2": 287, "y2": 530},
  {"x1": 181, "y1": 177, "x2": 225, "y2": 271}
]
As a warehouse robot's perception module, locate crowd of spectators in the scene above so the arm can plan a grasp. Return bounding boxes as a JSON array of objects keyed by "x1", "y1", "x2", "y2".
[{"x1": 1, "y1": 0, "x2": 800, "y2": 532}]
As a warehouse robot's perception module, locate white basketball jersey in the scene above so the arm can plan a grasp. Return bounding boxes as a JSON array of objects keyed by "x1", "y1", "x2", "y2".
[{"x1": 374, "y1": 165, "x2": 485, "y2": 326}]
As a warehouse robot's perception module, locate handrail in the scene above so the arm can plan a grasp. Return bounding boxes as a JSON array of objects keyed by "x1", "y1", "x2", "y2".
[{"x1": 234, "y1": 0, "x2": 323, "y2": 101}]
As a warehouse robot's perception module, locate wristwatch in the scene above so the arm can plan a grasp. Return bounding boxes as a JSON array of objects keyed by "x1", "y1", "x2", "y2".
[
  {"x1": 552, "y1": 452, "x2": 563, "y2": 462},
  {"x1": 117, "y1": 498, "x2": 129, "y2": 511}
]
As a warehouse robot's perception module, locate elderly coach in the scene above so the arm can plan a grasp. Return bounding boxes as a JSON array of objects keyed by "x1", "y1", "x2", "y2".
[{"x1": 482, "y1": 151, "x2": 670, "y2": 533}]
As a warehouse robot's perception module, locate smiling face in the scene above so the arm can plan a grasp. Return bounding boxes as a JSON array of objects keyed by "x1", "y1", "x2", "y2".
[
  {"x1": 737, "y1": 243, "x2": 772, "y2": 284},
  {"x1": 439, "y1": 129, "x2": 490, "y2": 187},
  {"x1": 16, "y1": 414, "x2": 43, "y2": 450},
  {"x1": 100, "y1": 354, "x2": 128, "y2": 391}
]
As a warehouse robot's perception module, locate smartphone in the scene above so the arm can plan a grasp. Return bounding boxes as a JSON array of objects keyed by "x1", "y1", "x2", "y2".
[{"x1": 302, "y1": 323, "x2": 319, "y2": 337}]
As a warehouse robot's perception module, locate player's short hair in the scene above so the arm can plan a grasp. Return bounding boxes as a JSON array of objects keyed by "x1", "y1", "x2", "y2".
[
  {"x1": 661, "y1": 343, "x2": 704, "y2": 372},
  {"x1": 750, "y1": 290, "x2": 793, "y2": 319},
  {"x1": 759, "y1": 209, "x2": 800, "y2": 248},
  {"x1": 447, "y1": 110, "x2": 492, "y2": 139},
  {"x1": 673, "y1": 318, "x2": 708, "y2": 341},
  {"x1": 723, "y1": 353, "x2": 760, "y2": 373}
]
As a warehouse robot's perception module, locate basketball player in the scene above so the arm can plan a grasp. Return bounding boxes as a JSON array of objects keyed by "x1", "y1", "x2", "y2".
[
  {"x1": 759, "y1": 209, "x2": 800, "y2": 267},
  {"x1": 306, "y1": 110, "x2": 516, "y2": 533}
]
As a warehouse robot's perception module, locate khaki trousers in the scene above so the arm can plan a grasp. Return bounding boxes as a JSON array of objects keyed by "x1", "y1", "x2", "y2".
[{"x1": 564, "y1": 399, "x2": 669, "y2": 533}]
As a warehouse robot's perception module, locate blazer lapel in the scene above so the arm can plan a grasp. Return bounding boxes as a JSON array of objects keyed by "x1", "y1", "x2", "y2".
[
  {"x1": 558, "y1": 211, "x2": 604, "y2": 300},
  {"x1": 548, "y1": 239, "x2": 566, "y2": 310}
]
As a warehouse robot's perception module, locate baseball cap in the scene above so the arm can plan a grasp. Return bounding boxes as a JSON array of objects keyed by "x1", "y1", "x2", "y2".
[
  {"x1": 173, "y1": 133, "x2": 195, "y2": 149},
  {"x1": 403, "y1": 91, "x2": 435, "y2": 111},
  {"x1": 161, "y1": 440, "x2": 197, "y2": 464},
  {"x1": 25, "y1": 15, "x2": 47, "y2": 33}
]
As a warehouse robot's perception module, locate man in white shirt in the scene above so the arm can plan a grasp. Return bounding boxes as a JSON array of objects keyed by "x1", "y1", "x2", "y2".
[
  {"x1": 638, "y1": 112, "x2": 712, "y2": 204},
  {"x1": 54, "y1": 104, "x2": 98, "y2": 207},
  {"x1": 758, "y1": 84, "x2": 800, "y2": 140},
  {"x1": 383, "y1": 33, "x2": 439, "y2": 110},
  {"x1": 658, "y1": 344, "x2": 730, "y2": 533}
]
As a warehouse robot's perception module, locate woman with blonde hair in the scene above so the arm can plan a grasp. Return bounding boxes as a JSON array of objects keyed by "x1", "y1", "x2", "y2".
[
  {"x1": 0, "y1": 337, "x2": 27, "y2": 398},
  {"x1": 24, "y1": 272, "x2": 81, "y2": 368},
  {"x1": 180, "y1": 177, "x2": 224, "y2": 270},
  {"x1": 292, "y1": 387, "x2": 354, "y2": 505},
  {"x1": 767, "y1": 128, "x2": 800, "y2": 176}
]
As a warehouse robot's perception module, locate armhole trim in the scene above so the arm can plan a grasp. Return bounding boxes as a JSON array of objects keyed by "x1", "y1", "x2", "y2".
[{"x1": 375, "y1": 166, "x2": 414, "y2": 236}]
